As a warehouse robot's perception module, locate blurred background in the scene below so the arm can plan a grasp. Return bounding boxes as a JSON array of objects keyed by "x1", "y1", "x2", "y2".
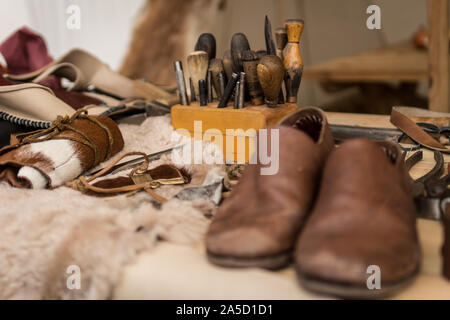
[{"x1": 0, "y1": 0, "x2": 436, "y2": 113}]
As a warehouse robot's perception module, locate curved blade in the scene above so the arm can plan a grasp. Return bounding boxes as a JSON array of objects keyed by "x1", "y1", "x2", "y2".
[{"x1": 265, "y1": 15, "x2": 276, "y2": 55}]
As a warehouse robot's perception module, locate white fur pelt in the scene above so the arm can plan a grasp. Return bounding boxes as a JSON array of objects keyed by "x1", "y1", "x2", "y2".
[{"x1": 0, "y1": 115, "x2": 225, "y2": 299}]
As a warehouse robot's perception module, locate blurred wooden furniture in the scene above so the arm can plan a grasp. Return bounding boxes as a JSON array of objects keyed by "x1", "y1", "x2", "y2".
[
  {"x1": 304, "y1": 0, "x2": 449, "y2": 113},
  {"x1": 428, "y1": 0, "x2": 449, "y2": 112}
]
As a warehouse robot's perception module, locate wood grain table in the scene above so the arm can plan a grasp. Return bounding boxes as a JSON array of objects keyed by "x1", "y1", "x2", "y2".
[{"x1": 114, "y1": 112, "x2": 450, "y2": 300}]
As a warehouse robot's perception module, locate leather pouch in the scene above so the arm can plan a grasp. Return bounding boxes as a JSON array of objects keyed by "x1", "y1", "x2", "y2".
[{"x1": 0, "y1": 110, "x2": 124, "y2": 188}]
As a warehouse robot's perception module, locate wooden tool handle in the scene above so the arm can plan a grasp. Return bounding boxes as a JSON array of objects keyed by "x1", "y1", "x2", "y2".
[
  {"x1": 275, "y1": 27, "x2": 288, "y2": 59},
  {"x1": 231, "y1": 33, "x2": 251, "y2": 73},
  {"x1": 187, "y1": 51, "x2": 209, "y2": 99},
  {"x1": 223, "y1": 50, "x2": 233, "y2": 82},
  {"x1": 242, "y1": 50, "x2": 263, "y2": 105},
  {"x1": 284, "y1": 19, "x2": 304, "y2": 103},
  {"x1": 285, "y1": 19, "x2": 304, "y2": 43},
  {"x1": 209, "y1": 58, "x2": 225, "y2": 98},
  {"x1": 444, "y1": 204, "x2": 450, "y2": 280},
  {"x1": 257, "y1": 55, "x2": 284, "y2": 107},
  {"x1": 194, "y1": 33, "x2": 216, "y2": 60}
]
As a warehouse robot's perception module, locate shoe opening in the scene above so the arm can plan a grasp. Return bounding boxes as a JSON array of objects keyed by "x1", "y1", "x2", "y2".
[{"x1": 293, "y1": 112, "x2": 323, "y2": 142}]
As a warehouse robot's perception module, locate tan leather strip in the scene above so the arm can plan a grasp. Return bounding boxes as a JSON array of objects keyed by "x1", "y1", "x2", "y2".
[
  {"x1": 66, "y1": 151, "x2": 168, "y2": 203},
  {"x1": 390, "y1": 108, "x2": 449, "y2": 152}
]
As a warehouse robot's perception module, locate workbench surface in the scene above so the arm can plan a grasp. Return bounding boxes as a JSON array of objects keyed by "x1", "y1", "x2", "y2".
[
  {"x1": 114, "y1": 112, "x2": 450, "y2": 300},
  {"x1": 303, "y1": 42, "x2": 429, "y2": 82}
]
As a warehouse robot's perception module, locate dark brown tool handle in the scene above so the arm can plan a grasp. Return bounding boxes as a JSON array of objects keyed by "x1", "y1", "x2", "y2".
[{"x1": 443, "y1": 204, "x2": 450, "y2": 281}]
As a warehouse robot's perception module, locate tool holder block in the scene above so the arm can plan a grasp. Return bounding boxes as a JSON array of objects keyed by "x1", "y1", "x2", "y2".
[{"x1": 171, "y1": 102, "x2": 298, "y2": 163}]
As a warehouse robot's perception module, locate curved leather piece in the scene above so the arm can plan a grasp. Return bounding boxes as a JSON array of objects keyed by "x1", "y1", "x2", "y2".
[
  {"x1": 295, "y1": 139, "x2": 420, "y2": 287},
  {"x1": 0, "y1": 83, "x2": 75, "y2": 122},
  {"x1": 6, "y1": 48, "x2": 173, "y2": 101},
  {"x1": 390, "y1": 107, "x2": 448, "y2": 151}
]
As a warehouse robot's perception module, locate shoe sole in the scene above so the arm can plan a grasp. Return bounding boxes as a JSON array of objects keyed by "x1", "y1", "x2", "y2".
[
  {"x1": 207, "y1": 251, "x2": 291, "y2": 270},
  {"x1": 296, "y1": 268, "x2": 419, "y2": 299}
]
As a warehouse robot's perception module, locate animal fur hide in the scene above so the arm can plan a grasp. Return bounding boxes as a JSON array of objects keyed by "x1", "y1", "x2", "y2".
[
  {"x1": 0, "y1": 115, "x2": 225, "y2": 299},
  {"x1": 119, "y1": 0, "x2": 225, "y2": 87}
]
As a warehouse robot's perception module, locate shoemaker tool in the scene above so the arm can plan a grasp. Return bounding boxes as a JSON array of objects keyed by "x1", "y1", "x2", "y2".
[
  {"x1": 265, "y1": 16, "x2": 284, "y2": 104},
  {"x1": 256, "y1": 50, "x2": 267, "y2": 60},
  {"x1": 231, "y1": 33, "x2": 251, "y2": 73},
  {"x1": 189, "y1": 77, "x2": 196, "y2": 102},
  {"x1": 284, "y1": 19, "x2": 304, "y2": 103},
  {"x1": 405, "y1": 150, "x2": 450, "y2": 280},
  {"x1": 234, "y1": 79, "x2": 240, "y2": 109},
  {"x1": 242, "y1": 50, "x2": 264, "y2": 105},
  {"x1": 218, "y1": 72, "x2": 239, "y2": 108},
  {"x1": 237, "y1": 72, "x2": 245, "y2": 108},
  {"x1": 257, "y1": 55, "x2": 285, "y2": 107},
  {"x1": 264, "y1": 15, "x2": 277, "y2": 56},
  {"x1": 187, "y1": 51, "x2": 209, "y2": 101},
  {"x1": 275, "y1": 27, "x2": 288, "y2": 59},
  {"x1": 173, "y1": 61, "x2": 189, "y2": 105},
  {"x1": 206, "y1": 70, "x2": 213, "y2": 102},
  {"x1": 194, "y1": 33, "x2": 216, "y2": 60},
  {"x1": 218, "y1": 71, "x2": 226, "y2": 98},
  {"x1": 223, "y1": 50, "x2": 233, "y2": 82},
  {"x1": 209, "y1": 59, "x2": 225, "y2": 98},
  {"x1": 86, "y1": 145, "x2": 184, "y2": 177},
  {"x1": 199, "y1": 79, "x2": 207, "y2": 106}
]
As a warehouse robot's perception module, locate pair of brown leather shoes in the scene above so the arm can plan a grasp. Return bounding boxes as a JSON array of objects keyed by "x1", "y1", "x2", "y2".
[{"x1": 205, "y1": 107, "x2": 420, "y2": 298}]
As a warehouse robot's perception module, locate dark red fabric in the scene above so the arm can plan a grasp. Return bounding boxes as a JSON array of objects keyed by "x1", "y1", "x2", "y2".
[
  {"x1": 0, "y1": 27, "x2": 61, "y2": 89},
  {"x1": 0, "y1": 27, "x2": 52, "y2": 75}
]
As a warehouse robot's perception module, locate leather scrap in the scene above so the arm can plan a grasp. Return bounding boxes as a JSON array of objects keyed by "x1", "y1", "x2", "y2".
[{"x1": 390, "y1": 106, "x2": 450, "y2": 152}]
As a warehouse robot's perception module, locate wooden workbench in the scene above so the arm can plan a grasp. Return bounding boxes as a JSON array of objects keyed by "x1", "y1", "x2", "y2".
[
  {"x1": 304, "y1": 42, "x2": 429, "y2": 82},
  {"x1": 114, "y1": 112, "x2": 450, "y2": 300}
]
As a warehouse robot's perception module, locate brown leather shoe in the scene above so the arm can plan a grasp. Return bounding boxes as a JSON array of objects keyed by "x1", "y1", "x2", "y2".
[
  {"x1": 206, "y1": 107, "x2": 334, "y2": 269},
  {"x1": 295, "y1": 139, "x2": 420, "y2": 298}
]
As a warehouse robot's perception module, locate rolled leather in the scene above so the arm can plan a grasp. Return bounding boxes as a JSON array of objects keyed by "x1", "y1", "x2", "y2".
[{"x1": 0, "y1": 113, "x2": 123, "y2": 189}]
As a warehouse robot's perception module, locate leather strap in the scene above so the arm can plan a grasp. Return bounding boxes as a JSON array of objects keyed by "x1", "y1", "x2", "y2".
[
  {"x1": 13, "y1": 108, "x2": 114, "y2": 166},
  {"x1": 66, "y1": 151, "x2": 169, "y2": 202},
  {"x1": 390, "y1": 107, "x2": 450, "y2": 152}
]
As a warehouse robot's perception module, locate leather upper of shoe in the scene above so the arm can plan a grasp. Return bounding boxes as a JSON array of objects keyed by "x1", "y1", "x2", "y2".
[
  {"x1": 295, "y1": 138, "x2": 420, "y2": 285},
  {"x1": 206, "y1": 107, "x2": 334, "y2": 259}
]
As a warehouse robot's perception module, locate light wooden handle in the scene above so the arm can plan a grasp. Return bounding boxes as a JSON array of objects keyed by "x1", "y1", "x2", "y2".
[
  {"x1": 285, "y1": 19, "x2": 304, "y2": 43},
  {"x1": 187, "y1": 51, "x2": 209, "y2": 99}
]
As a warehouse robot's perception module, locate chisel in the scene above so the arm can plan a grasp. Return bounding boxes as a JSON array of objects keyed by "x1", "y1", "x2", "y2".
[
  {"x1": 209, "y1": 59, "x2": 225, "y2": 98},
  {"x1": 237, "y1": 72, "x2": 245, "y2": 108},
  {"x1": 173, "y1": 61, "x2": 189, "y2": 105},
  {"x1": 189, "y1": 77, "x2": 196, "y2": 102},
  {"x1": 199, "y1": 79, "x2": 207, "y2": 106},
  {"x1": 207, "y1": 70, "x2": 213, "y2": 102},
  {"x1": 265, "y1": 16, "x2": 284, "y2": 104},
  {"x1": 264, "y1": 15, "x2": 277, "y2": 55},
  {"x1": 218, "y1": 72, "x2": 239, "y2": 108}
]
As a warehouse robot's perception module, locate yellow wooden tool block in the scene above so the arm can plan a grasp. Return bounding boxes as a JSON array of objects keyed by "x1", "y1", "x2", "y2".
[{"x1": 171, "y1": 102, "x2": 298, "y2": 163}]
